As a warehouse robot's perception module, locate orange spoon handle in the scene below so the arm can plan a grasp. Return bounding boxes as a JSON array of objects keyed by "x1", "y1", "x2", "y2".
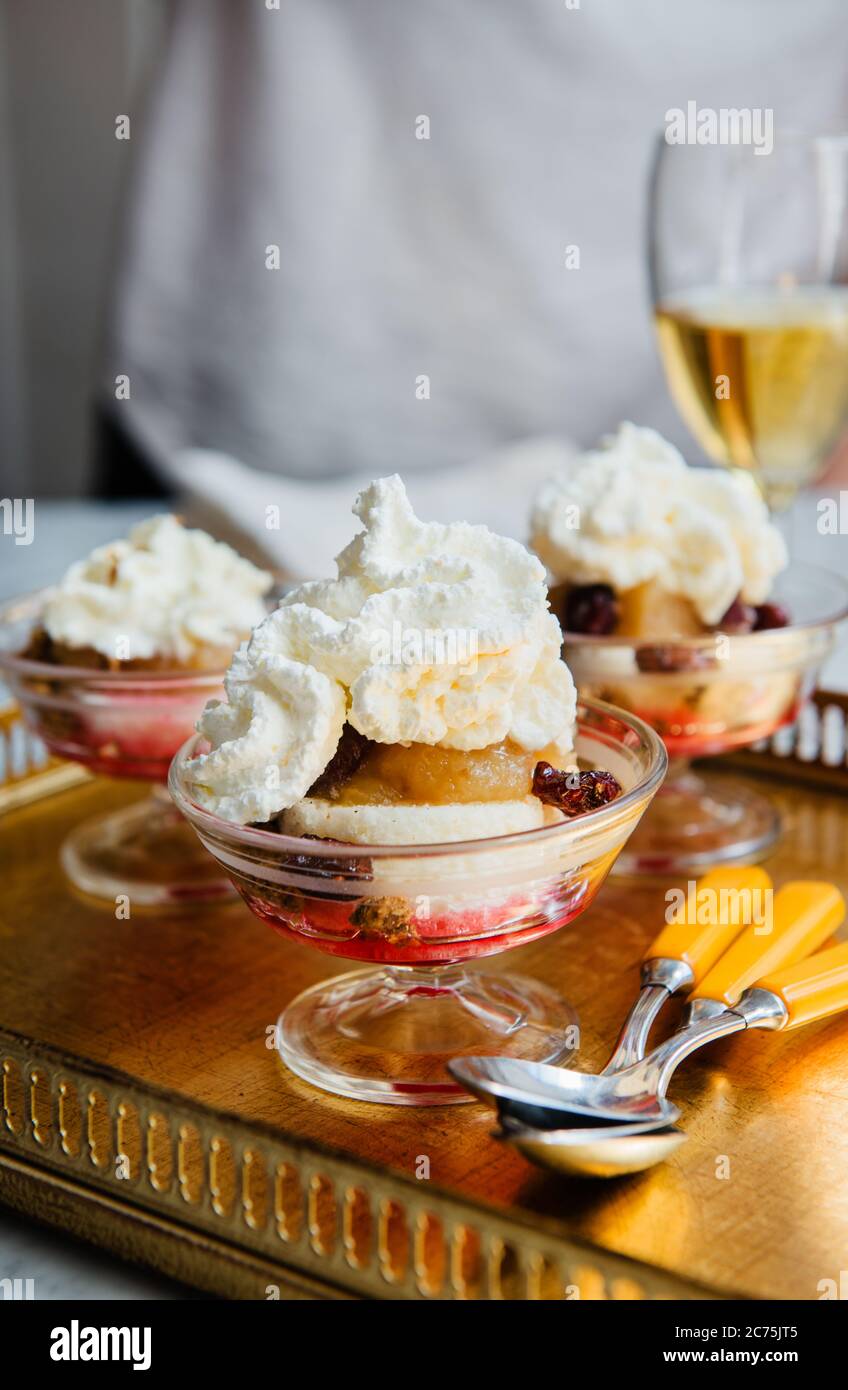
[
  {"x1": 690, "y1": 881, "x2": 845, "y2": 1008},
  {"x1": 757, "y1": 942, "x2": 848, "y2": 1030},
  {"x1": 646, "y1": 866, "x2": 772, "y2": 982}
]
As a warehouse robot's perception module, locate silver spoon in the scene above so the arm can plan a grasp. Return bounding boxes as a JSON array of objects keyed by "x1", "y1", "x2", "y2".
[
  {"x1": 450, "y1": 879, "x2": 843, "y2": 1124},
  {"x1": 599, "y1": 865, "x2": 772, "y2": 1073},
  {"x1": 494, "y1": 940, "x2": 848, "y2": 1177},
  {"x1": 458, "y1": 999, "x2": 763, "y2": 1127},
  {"x1": 497, "y1": 1110, "x2": 686, "y2": 1179},
  {"x1": 484, "y1": 881, "x2": 844, "y2": 1178},
  {"x1": 489, "y1": 861, "x2": 772, "y2": 1123}
]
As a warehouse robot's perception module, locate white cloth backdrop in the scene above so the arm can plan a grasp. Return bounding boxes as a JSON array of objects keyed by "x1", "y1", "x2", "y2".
[
  {"x1": 109, "y1": 0, "x2": 848, "y2": 520},
  {"x1": 166, "y1": 438, "x2": 574, "y2": 580}
]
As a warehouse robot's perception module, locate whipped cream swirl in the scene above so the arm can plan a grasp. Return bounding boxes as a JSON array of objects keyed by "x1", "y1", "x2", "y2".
[
  {"x1": 43, "y1": 515, "x2": 272, "y2": 663},
  {"x1": 531, "y1": 423, "x2": 787, "y2": 625},
  {"x1": 188, "y1": 476, "x2": 576, "y2": 824}
]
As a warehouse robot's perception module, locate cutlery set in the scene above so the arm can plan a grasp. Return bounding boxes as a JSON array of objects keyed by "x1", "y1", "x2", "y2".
[{"x1": 449, "y1": 871, "x2": 848, "y2": 1177}]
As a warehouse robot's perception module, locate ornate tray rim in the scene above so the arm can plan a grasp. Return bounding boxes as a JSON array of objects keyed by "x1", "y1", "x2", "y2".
[{"x1": 0, "y1": 1024, "x2": 724, "y2": 1301}]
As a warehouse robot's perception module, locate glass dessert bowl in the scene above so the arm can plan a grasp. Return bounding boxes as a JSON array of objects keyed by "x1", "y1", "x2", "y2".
[
  {"x1": 171, "y1": 474, "x2": 665, "y2": 1103},
  {"x1": 170, "y1": 698, "x2": 666, "y2": 1104},
  {"x1": 561, "y1": 562, "x2": 848, "y2": 873},
  {"x1": 0, "y1": 517, "x2": 273, "y2": 905},
  {"x1": 531, "y1": 423, "x2": 848, "y2": 873}
]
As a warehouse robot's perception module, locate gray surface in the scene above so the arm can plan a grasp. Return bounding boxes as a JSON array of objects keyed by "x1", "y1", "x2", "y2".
[{"x1": 0, "y1": 1207, "x2": 197, "y2": 1301}]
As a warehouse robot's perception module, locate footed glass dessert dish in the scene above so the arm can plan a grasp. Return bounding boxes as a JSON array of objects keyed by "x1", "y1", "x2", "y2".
[
  {"x1": 170, "y1": 699, "x2": 666, "y2": 1105},
  {"x1": 0, "y1": 590, "x2": 237, "y2": 906},
  {"x1": 563, "y1": 563, "x2": 848, "y2": 874}
]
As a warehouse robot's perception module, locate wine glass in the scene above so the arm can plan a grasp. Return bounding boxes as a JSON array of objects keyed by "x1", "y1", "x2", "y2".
[{"x1": 649, "y1": 130, "x2": 848, "y2": 510}]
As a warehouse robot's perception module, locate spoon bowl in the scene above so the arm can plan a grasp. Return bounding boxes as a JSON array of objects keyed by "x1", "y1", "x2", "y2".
[
  {"x1": 498, "y1": 1112, "x2": 687, "y2": 1178},
  {"x1": 449, "y1": 1053, "x2": 683, "y2": 1124}
]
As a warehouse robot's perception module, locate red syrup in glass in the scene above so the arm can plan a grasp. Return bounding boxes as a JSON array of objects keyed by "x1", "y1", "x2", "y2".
[{"x1": 235, "y1": 870, "x2": 598, "y2": 965}]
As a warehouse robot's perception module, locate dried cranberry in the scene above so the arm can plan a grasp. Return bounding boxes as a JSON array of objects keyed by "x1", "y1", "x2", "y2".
[
  {"x1": 717, "y1": 598, "x2": 756, "y2": 634},
  {"x1": 753, "y1": 602, "x2": 790, "y2": 631},
  {"x1": 564, "y1": 584, "x2": 620, "y2": 636},
  {"x1": 532, "y1": 762, "x2": 621, "y2": 816},
  {"x1": 635, "y1": 644, "x2": 716, "y2": 673}
]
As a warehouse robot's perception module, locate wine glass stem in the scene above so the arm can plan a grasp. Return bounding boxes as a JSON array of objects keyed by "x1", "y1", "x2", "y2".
[{"x1": 772, "y1": 496, "x2": 798, "y2": 552}]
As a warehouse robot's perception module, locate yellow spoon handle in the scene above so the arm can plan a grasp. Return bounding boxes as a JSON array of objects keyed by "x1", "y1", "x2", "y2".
[
  {"x1": 691, "y1": 881, "x2": 845, "y2": 1007},
  {"x1": 757, "y1": 942, "x2": 848, "y2": 1030},
  {"x1": 645, "y1": 866, "x2": 772, "y2": 982}
]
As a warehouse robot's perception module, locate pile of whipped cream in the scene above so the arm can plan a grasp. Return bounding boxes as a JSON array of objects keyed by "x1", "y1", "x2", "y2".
[
  {"x1": 43, "y1": 515, "x2": 272, "y2": 664},
  {"x1": 531, "y1": 423, "x2": 787, "y2": 626},
  {"x1": 187, "y1": 476, "x2": 577, "y2": 825}
]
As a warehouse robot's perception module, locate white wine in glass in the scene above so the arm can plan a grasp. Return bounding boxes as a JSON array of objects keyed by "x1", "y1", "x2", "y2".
[{"x1": 649, "y1": 134, "x2": 848, "y2": 509}]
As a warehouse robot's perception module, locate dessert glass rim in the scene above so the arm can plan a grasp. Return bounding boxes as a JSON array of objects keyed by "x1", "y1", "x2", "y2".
[
  {"x1": 168, "y1": 696, "x2": 668, "y2": 861},
  {"x1": 559, "y1": 560, "x2": 848, "y2": 648},
  {"x1": 0, "y1": 587, "x2": 238, "y2": 686}
]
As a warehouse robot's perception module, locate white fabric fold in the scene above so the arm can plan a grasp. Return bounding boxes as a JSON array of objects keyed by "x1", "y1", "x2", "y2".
[{"x1": 164, "y1": 438, "x2": 576, "y2": 581}]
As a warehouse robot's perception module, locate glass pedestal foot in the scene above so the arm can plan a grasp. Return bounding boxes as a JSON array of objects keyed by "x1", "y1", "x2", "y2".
[
  {"x1": 61, "y1": 786, "x2": 237, "y2": 907},
  {"x1": 614, "y1": 762, "x2": 780, "y2": 876},
  {"x1": 276, "y1": 965, "x2": 578, "y2": 1106}
]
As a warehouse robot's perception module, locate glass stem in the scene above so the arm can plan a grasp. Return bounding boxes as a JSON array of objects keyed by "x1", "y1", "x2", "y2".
[
  {"x1": 381, "y1": 965, "x2": 530, "y2": 1034},
  {"x1": 382, "y1": 964, "x2": 465, "y2": 996}
]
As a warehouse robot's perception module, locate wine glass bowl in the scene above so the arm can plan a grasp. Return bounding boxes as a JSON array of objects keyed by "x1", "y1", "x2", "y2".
[
  {"x1": 649, "y1": 131, "x2": 848, "y2": 510},
  {"x1": 169, "y1": 699, "x2": 667, "y2": 1105},
  {"x1": 562, "y1": 563, "x2": 848, "y2": 873},
  {"x1": 0, "y1": 590, "x2": 236, "y2": 905}
]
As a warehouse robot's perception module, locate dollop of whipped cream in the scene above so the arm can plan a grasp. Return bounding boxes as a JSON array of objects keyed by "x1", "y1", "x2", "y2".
[
  {"x1": 531, "y1": 423, "x2": 787, "y2": 625},
  {"x1": 43, "y1": 515, "x2": 272, "y2": 663},
  {"x1": 188, "y1": 476, "x2": 576, "y2": 824}
]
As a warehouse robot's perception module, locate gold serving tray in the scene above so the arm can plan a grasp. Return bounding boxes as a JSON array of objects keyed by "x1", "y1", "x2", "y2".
[{"x1": 1, "y1": 698, "x2": 847, "y2": 1301}]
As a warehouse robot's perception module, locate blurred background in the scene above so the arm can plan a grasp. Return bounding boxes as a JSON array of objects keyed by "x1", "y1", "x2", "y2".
[
  {"x1": 4, "y1": 0, "x2": 848, "y2": 513},
  {"x1": 1, "y1": 0, "x2": 166, "y2": 500}
]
